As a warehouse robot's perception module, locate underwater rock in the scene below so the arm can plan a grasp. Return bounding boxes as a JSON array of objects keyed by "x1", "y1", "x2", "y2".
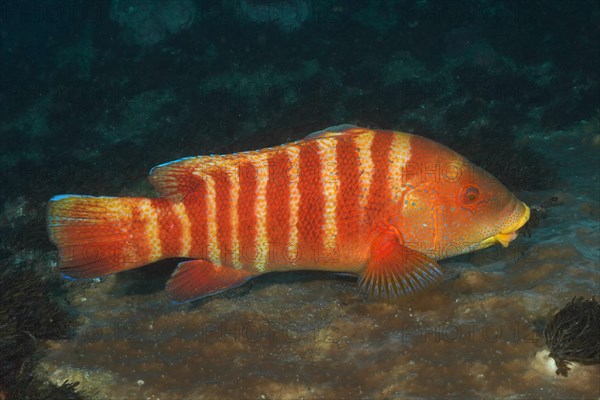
[
  {"x1": 452, "y1": 270, "x2": 500, "y2": 294},
  {"x1": 444, "y1": 26, "x2": 499, "y2": 67},
  {"x1": 579, "y1": 201, "x2": 600, "y2": 218},
  {"x1": 521, "y1": 196, "x2": 563, "y2": 234},
  {"x1": 544, "y1": 297, "x2": 600, "y2": 377},
  {"x1": 238, "y1": 0, "x2": 310, "y2": 32},
  {"x1": 110, "y1": 0, "x2": 196, "y2": 46}
]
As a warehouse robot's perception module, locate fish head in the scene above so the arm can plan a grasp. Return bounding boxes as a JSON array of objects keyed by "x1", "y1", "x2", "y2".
[{"x1": 399, "y1": 134, "x2": 530, "y2": 259}]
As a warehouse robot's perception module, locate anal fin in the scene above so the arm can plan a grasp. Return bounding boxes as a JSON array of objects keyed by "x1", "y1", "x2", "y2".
[
  {"x1": 359, "y1": 228, "x2": 444, "y2": 299},
  {"x1": 166, "y1": 260, "x2": 254, "y2": 303}
]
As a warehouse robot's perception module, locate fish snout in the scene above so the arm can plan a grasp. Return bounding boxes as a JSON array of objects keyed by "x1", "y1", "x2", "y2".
[{"x1": 494, "y1": 201, "x2": 530, "y2": 247}]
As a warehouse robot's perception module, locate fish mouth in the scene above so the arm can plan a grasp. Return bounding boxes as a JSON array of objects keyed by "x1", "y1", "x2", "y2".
[{"x1": 478, "y1": 202, "x2": 531, "y2": 249}]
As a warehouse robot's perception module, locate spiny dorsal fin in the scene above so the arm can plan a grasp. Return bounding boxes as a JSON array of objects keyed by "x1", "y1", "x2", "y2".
[
  {"x1": 149, "y1": 148, "x2": 284, "y2": 200},
  {"x1": 149, "y1": 125, "x2": 368, "y2": 200},
  {"x1": 148, "y1": 156, "x2": 218, "y2": 200}
]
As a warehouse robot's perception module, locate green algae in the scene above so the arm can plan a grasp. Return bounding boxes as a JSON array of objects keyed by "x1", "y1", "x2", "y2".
[{"x1": 544, "y1": 297, "x2": 600, "y2": 377}]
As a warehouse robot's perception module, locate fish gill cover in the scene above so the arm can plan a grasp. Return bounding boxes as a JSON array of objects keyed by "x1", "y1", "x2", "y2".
[{"x1": 0, "y1": 0, "x2": 599, "y2": 398}]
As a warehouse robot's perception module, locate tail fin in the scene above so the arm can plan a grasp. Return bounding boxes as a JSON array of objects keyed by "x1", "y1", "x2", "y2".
[{"x1": 47, "y1": 195, "x2": 155, "y2": 279}]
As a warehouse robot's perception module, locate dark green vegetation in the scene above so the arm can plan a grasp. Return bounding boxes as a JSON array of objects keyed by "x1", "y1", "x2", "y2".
[
  {"x1": 2, "y1": 0, "x2": 599, "y2": 209},
  {"x1": 0, "y1": 261, "x2": 84, "y2": 399},
  {"x1": 544, "y1": 297, "x2": 600, "y2": 377}
]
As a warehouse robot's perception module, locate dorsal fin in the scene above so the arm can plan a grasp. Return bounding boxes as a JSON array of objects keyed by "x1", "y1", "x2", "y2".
[
  {"x1": 304, "y1": 124, "x2": 361, "y2": 140},
  {"x1": 149, "y1": 149, "x2": 278, "y2": 200},
  {"x1": 149, "y1": 125, "x2": 368, "y2": 200},
  {"x1": 148, "y1": 155, "x2": 227, "y2": 200}
]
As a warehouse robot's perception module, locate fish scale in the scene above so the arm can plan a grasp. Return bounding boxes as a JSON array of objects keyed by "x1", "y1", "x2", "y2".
[{"x1": 47, "y1": 125, "x2": 530, "y2": 302}]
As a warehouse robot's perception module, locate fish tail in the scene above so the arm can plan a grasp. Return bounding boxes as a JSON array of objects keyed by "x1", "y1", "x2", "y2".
[{"x1": 47, "y1": 195, "x2": 168, "y2": 279}]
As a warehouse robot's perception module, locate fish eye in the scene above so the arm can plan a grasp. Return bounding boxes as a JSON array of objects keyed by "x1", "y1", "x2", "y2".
[{"x1": 462, "y1": 186, "x2": 480, "y2": 204}]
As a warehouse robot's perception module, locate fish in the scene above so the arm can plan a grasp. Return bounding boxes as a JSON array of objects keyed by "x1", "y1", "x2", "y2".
[{"x1": 47, "y1": 125, "x2": 530, "y2": 302}]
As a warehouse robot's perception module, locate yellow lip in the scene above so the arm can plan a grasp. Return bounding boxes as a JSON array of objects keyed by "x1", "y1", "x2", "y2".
[
  {"x1": 477, "y1": 203, "x2": 531, "y2": 249},
  {"x1": 494, "y1": 203, "x2": 530, "y2": 248},
  {"x1": 494, "y1": 231, "x2": 519, "y2": 248}
]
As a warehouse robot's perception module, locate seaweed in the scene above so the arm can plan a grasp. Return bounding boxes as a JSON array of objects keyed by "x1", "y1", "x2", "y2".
[
  {"x1": 544, "y1": 297, "x2": 600, "y2": 377},
  {"x1": 0, "y1": 260, "x2": 84, "y2": 398},
  {"x1": 5, "y1": 372, "x2": 83, "y2": 400}
]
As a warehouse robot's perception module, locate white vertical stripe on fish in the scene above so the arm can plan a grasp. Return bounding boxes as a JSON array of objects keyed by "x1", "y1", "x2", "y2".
[
  {"x1": 318, "y1": 138, "x2": 339, "y2": 256},
  {"x1": 253, "y1": 154, "x2": 269, "y2": 271},
  {"x1": 353, "y1": 131, "x2": 375, "y2": 215},
  {"x1": 139, "y1": 199, "x2": 162, "y2": 261},
  {"x1": 388, "y1": 133, "x2": 412, "y2": 203},
  {"x1": 205, "y1": 175, "x2": 220, "y2": 265},
  {"x1": 286, "y1": 145, "x2": 301, "y2": 263},
  {"x1": 172, "y1": 202, "x2": 192, "y2": 257}
]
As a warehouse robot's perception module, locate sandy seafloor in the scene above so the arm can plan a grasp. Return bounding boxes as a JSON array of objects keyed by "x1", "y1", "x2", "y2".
[{"x1": 39, "y1": 139, "x2": 599, "y2": 399}]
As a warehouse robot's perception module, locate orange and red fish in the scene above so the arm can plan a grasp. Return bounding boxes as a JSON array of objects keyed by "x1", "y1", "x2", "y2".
[{"x1": 47, "y1": 125, "x2": 530, "y2": 302}]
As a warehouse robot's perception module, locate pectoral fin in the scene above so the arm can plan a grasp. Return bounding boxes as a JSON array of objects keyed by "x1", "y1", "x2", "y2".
[
  {"x1": 166, "y1": 260, "x2": 254, "y2": 303},
  {"x1": 359, "y1": 228, "x2": 444, "y2": 299}
]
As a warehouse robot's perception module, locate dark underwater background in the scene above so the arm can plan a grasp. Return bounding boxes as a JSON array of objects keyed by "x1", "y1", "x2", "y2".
[{"x1": 0, "y1": 0, "x2": 598, "y2": 398}]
